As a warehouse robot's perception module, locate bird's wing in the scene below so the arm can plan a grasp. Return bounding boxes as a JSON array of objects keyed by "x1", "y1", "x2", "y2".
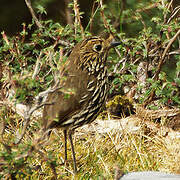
[{"x1": 42, "y1": 46, "x2": 93, "y2": 129}]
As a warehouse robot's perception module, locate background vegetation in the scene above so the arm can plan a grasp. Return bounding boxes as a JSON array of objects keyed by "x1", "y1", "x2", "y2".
[{"x1": 0, "y1": 0, "x2": 179, "y2": 179}]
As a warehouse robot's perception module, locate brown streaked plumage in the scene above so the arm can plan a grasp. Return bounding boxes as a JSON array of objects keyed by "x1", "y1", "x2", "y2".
[{"x1": 42, "y1": 36, "x2": 121, "y2": 173}]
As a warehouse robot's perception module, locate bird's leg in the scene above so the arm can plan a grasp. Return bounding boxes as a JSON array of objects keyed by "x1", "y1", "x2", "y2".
[
  {"x1": 68, "y1": 130, "x2": 77, "y2": 173},
  {"x1": 63, "y1": 129, "x2": 67, "y2": 162}
]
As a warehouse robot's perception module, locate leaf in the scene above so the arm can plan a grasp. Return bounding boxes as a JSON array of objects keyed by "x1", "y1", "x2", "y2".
[{"x1": 36, "y1": 5, "x2": 47, "y2": 15}]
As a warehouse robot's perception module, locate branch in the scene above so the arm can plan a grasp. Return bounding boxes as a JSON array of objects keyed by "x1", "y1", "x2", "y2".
[
  {"x1": 32, "y1": 52, "x2": 42, "y2": 79},
  {"x1": 73, "y1": 0, "x2": 84, "y2": 38},
  {"x1": 153, "y1": 29, "x2": 180, "y2": 80},
  {"x1": 24, "y1": 0, "x2": 43, "y2": 29},
  {"x1": 14, "y1": 81, "x2": 63, "y2": 145},
  {"x1": 64, "y1": 0, "x2": 73, "y2": 26},
  {"x1": 99, "y1": 0, "x2": 112, "y2": 34},
  {"x1": 167, "y1": 5, "x2": 180, "y2": 24},
  {"x1": 57, "y1": 39, "x2": 71, "y2": 47},
  {"x1": 143, "y1": 29, "x2": 180, "y2": 107},
  {"x1": 113, "y1": 57, "x2": 127, "y2": 74}
]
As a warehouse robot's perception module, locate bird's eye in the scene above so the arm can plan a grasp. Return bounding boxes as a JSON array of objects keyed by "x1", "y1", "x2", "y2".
[{"x1": 94, "y1": 44, "x2": 102, "y2": 52}]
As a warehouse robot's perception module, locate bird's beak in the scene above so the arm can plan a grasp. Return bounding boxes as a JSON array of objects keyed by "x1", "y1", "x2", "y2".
[
  {"x1": 110, "y1": 41, "x2": 122, "y2": 48},
  {"x1": 106, "y1": 34, "x2": 121, "y2": 49}
]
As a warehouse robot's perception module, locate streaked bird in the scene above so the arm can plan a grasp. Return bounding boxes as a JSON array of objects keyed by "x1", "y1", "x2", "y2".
[{"x1": 42, "y1": 35, "x2": 121, "y2": 173}]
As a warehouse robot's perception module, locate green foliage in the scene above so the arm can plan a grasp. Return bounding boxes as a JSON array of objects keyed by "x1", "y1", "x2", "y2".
[
  {"x1": 1, "y1": 0, "x2": 179, "y2": 108},
  {"x1": 0, "y1": 143, "x2": 33, "y2": 179},
  {"x1": 108, "y1": 2, "x2": 180, "y2": 107},
  {"x1": 0, "y1": 19, "x2": 80, "y2": 103},
  {"x1": 36, "y1": 5, "x2": 47, "y2": 15},
  {"x1": 0, "y1": 0, "x2": 179, "y2": 178},
  {"x1": 14, "y1": 77, "x2": 43, "y2": 103}
]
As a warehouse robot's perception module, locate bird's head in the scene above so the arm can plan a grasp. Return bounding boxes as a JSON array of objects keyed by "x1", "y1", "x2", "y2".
[{"x1": 76, "y1": 35, "x2": 121, "y2": 73}]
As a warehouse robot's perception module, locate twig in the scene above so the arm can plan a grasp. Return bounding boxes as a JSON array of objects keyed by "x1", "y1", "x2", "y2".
[
  {"x1": 50, "y1": 35, "x2": 71, "y2": 47},
  {"x1": 57, "y1": 39, "x2": 71, "y2": 47},
  {"x1": 14, "y1": 81, "x2": 63, "y2": 145},
  {"x1": 32, "y1": 52, "x2": 42, "y2": 79},
  {"x1": 2, "y1": 31, "x2": 9, "y2": 45},
  {"x1": 64, "y1": 0, "x2": 73, "y2": 26},
  {"x1": 115, "y1": 48, "x2": 121, "y2": 58},
  {"x1": 153, "y1": 29, "x2": 180, "y2": 80},
  {"x1": 169, "y1": 49, "x2": 180, "y2": 55},
  {"x1": 89, "y1": 1, "x2": 96, "y2": 32},
  {"x1": 35, "y1": 148, "x2": 57, "y2": 179},
  {"x1": 163, "y1": 0, "x2": 174, "y2": 23},
  {"x1": 15, "y1": 135, "x2": 57, "y2": 179},
  {"x1": 73, "y1": 0, "x2": 84, "y2": 38},
  {"x1": 113, "y1": 57, "x2": 127, "y2": 74},
  {"x1": 99, "y1": 0, "x2": 112, "y2": 34},
  {"x1": 24, "y1": 0, "x2": 43, "y2": 29},
  {"x1": 143, "y1": 29, "x2": 180, "y2": 106},
  {"x1": 14, "y1": 103, "x2": 50, "y2": 145},
  {"x1": 136, "y1": 3, "x2": 158, "y2": 13},
  {"x1": 85, "y1": 1, "x2": 100, "y2": 32},
  {"x1": 167, "y1": 5, "x2": 180, "y2": 24}
]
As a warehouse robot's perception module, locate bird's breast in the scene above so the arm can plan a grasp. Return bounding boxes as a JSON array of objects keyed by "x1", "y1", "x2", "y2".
[
  {"x1": 71, "y1": 68, "x2": 109, "y2": 129},
  {"x1": 60, "y1": 67, "x2": 109, "y2": 129}
]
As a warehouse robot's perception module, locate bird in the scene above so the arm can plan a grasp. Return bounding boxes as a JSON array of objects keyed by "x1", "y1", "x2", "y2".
[{"x1": 42, "y1": 35, "x2": 121, "y2": 173}]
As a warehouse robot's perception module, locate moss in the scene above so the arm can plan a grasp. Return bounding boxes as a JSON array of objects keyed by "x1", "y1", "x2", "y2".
[{"x1": 106, "y1": 95, "x2": 135, "y2": 117}]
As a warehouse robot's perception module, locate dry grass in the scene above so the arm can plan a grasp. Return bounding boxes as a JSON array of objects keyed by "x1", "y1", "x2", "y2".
[{"x1": 0, "y1": 109, "x2": 180, "y2": 179}]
